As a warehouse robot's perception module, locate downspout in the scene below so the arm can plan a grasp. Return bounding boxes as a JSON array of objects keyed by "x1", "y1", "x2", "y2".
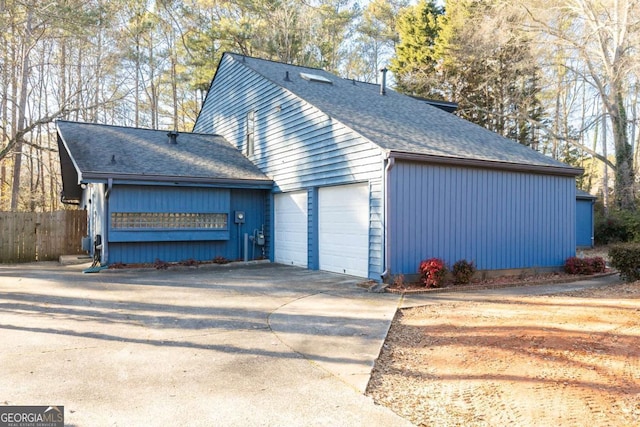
[
  {"x1": 381, "y1": 154, "x2": 395, "y2": 282},
  {"x1": 591, "y1": 198, "x2": 596, "y2": 248},
  {"x1": 103, "y1": 178, "x2": 112, "y2": 265}
]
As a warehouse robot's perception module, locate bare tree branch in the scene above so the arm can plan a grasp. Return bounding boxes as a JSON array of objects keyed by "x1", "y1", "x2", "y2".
[{"x1": 465, "y1": 99, "x2": 617, "y2": 170}]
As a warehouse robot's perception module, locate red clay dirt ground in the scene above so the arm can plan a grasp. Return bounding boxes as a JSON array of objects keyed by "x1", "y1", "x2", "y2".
[{"x1": 367, "y1": 280, "x2": 640, "y2": 426}]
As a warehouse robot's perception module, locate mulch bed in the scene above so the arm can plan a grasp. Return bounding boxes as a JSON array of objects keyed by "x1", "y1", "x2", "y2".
[{"x1": 385, "y1": 270, "x2": 617, "y2": 294}]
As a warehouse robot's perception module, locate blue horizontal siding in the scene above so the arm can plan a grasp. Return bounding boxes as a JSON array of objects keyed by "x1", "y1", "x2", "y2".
[
  {"x1": 109, "y1": 230, "x2": 228, "y2": 243},
  {"x1": 390, "y1": 161, "x2": 576, "y2": 274},
  {"x1": 369, "y1": 178, "x2": 383, "y2": 276},
  {"x1": 109, "y1": 186, "x2": 230, "y2": 213},
  {"x1": 110, "y1": 241, "x2": 230, "y2": 264},
  {"x1": 194, "y1": 54, "x2": 385, "y2": 278},
  {"x1": 108, "y1": 185, "x2": 231, "y2": 242},
  {"x1": 195, "y1": 55, "x2": 383, "y2": 192},
  {"x1": 106, "y1": 186, "x2": 268, "y2": 264}
]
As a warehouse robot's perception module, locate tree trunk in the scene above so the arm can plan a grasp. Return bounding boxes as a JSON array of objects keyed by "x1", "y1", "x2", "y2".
[
  {"x1": 60, "y1": 40, "x2": 66, "y2": 114},
  {"x1": 632, "y1": 84, "x2": 639, "y2": 175},
  {"x1": 0, "y1": 165, "x2": 6, "y2": 210},
  {"x1": 602, "y1": 112, "x2": 609, "y2": 215},
  {"x1": 11, "y1": 9, "x2": 32, "y2": 211},
  {"x1": 93, "y1": 23, "x2": 102, "y2": 123},
  {"x1": 610, "y1": 89, "x2": 635, "y2": 210},
  {"x1": 135, "y1": 33, "x2": 140, "y2": 127},
  {"x1": 77, "y1": 46, "x2": 84, "y2": 121},
  {"x1": 1, "y1": 24, "x2": 8, "y2": 210},
  {"x1": 171, "y1": 44, "x2": 178, "y2": 130}
]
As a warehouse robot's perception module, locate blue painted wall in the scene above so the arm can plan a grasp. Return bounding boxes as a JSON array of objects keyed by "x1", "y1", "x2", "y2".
[
  {"x1": 232, "y1": 189, "x2": 270, "y2": 261},
  {"x1": 104, "y1": 184, "x2": 268, "y2": 264},
  {"x1": 576, "y1": 195, "x2": 595, "y2": 248},
  {"x1": 307, "y1": 187, "x2": 319, "y2": 270},
  {"x1": 389, "y1": 161, "x2": 576, "y2": 274},
  {"x1": 194, "y1": 54, "x2": 385, "y2": 278},
  {"x1": 109, "y1": 186, "x2": 231, "y2": 242}
]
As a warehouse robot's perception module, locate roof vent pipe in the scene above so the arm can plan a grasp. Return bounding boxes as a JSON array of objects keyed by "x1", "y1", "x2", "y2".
[
  {"x1": 284, "y1": 71, "x2": 291, "y2": 82},
  {"x1": 167, "y1": 130, "x2": 178, "y2": 144},
  {"x1": 380, "y1": 68, "x2": 388, "y2": 95}
]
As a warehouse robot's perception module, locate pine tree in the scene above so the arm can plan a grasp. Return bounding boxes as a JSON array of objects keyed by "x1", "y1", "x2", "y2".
[
  {"x1": 389, "y1": 0, "x2": 443, "y2": 97},
  {"x1": 434, "y1": 0, "x2": 543, "y2": 146}
]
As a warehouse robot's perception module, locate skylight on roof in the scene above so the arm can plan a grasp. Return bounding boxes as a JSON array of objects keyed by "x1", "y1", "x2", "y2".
[{"x1": 299, "y1": 72, "x2": 332, "y2": 84}]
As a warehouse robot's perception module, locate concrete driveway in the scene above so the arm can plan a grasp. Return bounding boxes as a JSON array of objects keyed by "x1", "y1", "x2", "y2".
[{"x1": 0, "y1": 262, "x2": 410, "y2": 427}]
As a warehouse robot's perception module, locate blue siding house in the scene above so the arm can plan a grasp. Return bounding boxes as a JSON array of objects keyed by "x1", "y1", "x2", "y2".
[
  {"x1": 193, "y1": 53, "x2": 583, "y2": 280},
  {"x1": 57, "y1": 121, "x2": 272, "y2": 265},
  {"x1": 58, "y1": 53, "x2": 584, "y2": 280}
]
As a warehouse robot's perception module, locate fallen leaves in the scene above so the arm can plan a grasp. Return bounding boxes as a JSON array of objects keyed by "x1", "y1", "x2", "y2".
[{"x1": 367, "y1": 281, "x2": 640, "y2": 427}]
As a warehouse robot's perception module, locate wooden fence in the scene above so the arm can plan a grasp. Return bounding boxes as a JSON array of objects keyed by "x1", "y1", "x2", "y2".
[{"x1": 0, "y1": 210, "x2": 87, "y2": 263}]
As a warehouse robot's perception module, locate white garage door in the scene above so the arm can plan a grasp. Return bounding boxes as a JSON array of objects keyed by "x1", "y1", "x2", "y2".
[
  {"x1": 274, "y1": 191, "x2": 308, "y2": 267},
  {"x1": 319, "y1": 183, "x2": 369, "y2": 277}
]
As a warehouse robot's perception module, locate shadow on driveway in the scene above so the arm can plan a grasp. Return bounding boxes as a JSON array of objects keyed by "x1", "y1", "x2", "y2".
[{"x1": 0, "y1": 262, "x2": 409, "y2": 426}]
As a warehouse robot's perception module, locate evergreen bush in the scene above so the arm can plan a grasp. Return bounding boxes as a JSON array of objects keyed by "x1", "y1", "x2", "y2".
[
  {"x1": 609, "y1": 243, "x2": 640, "y2": 282},
  {"x1": 452, "y1": 259, "x2": 476, "y2": 285}
]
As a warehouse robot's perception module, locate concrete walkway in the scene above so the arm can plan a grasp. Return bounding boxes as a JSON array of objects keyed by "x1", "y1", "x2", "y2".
[{"x1": 0, "y1": 262, "x2": 410, "y2": 427}]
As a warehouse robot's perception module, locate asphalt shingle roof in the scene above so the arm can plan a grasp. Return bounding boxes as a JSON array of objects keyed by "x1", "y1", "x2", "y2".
[
  {"x1": 576, "y1": 189, "x2": 596, "y2": 199},
  {"x1": 226, "y1": 53, "x2": 580, "y2": 174},
  {"x1": 57, "y1": 120, "x2": 272, "y2": 184}
]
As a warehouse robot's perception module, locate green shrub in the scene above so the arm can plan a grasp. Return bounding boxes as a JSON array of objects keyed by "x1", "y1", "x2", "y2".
[
  {"x1": 452, "y1": 259, "x2": 476, "y2": 285},
  {"x1": 564, "y1": 256, "x2": 606, "y2": 275},
  {"x1": 621, "y1": 210, "x2": 640, "y2": 242},
  {"x1": 595, "y1": 209, "x2": 640, "y2": 245},
  {"x1": 609, "y1": 243, "x2": 640, "y2": 282},
  {"x1": 419, "y1": 258, "x2": 448, "y2": 288},
  {"x1": 594, "y1": 212, "x2": 629, "y2": 244}
]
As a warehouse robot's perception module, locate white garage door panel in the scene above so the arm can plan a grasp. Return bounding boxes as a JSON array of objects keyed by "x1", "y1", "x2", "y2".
[
  {"x1": 274, "y1": 192, "x2": 308, "y2": 267},
  {"x1": 319, "y1": 183, "x2": 369, "y2": 277}
]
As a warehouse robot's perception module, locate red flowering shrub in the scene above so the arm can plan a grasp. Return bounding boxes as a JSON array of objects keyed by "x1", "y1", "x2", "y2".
[
  {"x1": 419, "y1": 258, "x2": 448, "y2": 288},
  {"x1": 564, "y1": 256, "x2": 606, "y2": 275},
  {"x1": 590, "y1": 257, "x2": 606, "y2": 273}
]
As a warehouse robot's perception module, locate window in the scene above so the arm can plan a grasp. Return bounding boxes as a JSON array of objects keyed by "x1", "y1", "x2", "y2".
[
  {"x1": 299, "y1": 72, "x2": 332, "y2": 84},
  {"x1": 246, "y1": 110, "x2": 255, "y2": 156},
  {"x1": 111, "y1": 212, "x2": 228, "y2": 230}
]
